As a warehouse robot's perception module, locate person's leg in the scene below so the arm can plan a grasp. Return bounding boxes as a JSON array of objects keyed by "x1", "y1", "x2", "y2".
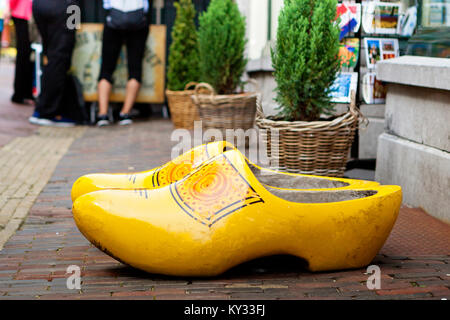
[
  {"x1": 32, "y1": 0, "x2": 49, "y2": 118},
  {"x1": 33, "y1": 0, "x2": 76, "y2": 120},
  {"x1": 33, "y1": 4, "x2": 48, "y2": 56},
  {"x1": 121, "y1": 26, "x2": 150, "y2": 115},
  {"x1": 37, "y1": 27, "x2": 75, "y2": 118},
  {"x1": 98, "y1": 25, "x2": 123, "y2": 117},
  {"x1": 121, "y1": 79, "x2": 141, "y2": 115},
  {"x1": 11, "y1": 17, "x2": 34, "y2": 102},
  {"x1": 97, "y1": 79, "x2": 112, "y2": 116}
]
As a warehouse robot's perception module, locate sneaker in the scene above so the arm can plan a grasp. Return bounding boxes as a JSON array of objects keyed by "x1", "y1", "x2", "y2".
[
  {"x1": 51, "y1": 116, "x2": 76, "y2": 127},
  {"x1": 29, "y1": 111, "x2": 40, "y2": 124},
  {"x1": 118, "y1": 113, "x2": 133, "y2": 126},
  {"x1": 29, "y1": 111, "x2": 54, "y2": 126},
  {"x1": 96, "y1": 115, "x2": 110, "y2": 127}
]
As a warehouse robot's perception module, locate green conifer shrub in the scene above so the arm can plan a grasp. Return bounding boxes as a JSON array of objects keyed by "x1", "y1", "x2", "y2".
[
  {"x1": 272, "y1": 0, "x2": 341, "y2": 121},
  {"x1": 167, "y1": 0, "x2": 200, "y2": 91},
  {"x1": 198, "y1": 0, "x2": 247, "y2": 94}
]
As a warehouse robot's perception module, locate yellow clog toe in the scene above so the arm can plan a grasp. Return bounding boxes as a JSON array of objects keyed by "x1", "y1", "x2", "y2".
[
  {"x1": 71, "y1": 173, "x2": 137, "y2": 203},
  {"x1": 71, "y1": 141, "x2": 231, "y2": 202},
  {"x1": 73, "y1": 150, "x2": 402, "y2": 277}
]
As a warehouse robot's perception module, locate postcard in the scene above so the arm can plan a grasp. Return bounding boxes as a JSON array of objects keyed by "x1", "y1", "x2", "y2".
[
  {"x1": 329, "y1": 72, "x2": 359, "y2": 104},
  {"x1": 364, "y1": 37, "x2": 399, "y2": 69},
  {"x1": 363, "y1": 72, "x2": 387, "y2": 104},
  {"x1": 339, "y1": 38, "x2": 360, "y2": 68},
  {"x1": 337, "y1": 2, "x2": 361, "y2": 40},
  {"x1": 363, "y1": 2, "x2": 401, "y2": 34}
]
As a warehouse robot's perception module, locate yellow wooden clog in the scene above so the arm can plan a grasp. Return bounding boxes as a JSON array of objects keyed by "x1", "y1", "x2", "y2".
[
  {"x1": 73, "y1": 149, "x2": 402, "y2": 277},
  {"x1": 71, "y1": 142, "x2": 379, "y2": 202}
]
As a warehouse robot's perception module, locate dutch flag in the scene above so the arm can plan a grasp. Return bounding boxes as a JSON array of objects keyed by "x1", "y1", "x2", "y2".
[{"x1": 337, "y1": 3, "x2": 361, "y2": 40}]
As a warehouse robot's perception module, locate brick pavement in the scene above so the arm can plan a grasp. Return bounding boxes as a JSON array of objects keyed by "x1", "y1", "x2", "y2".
[
  {"x1": 0, "y1": 62, "x2": 36, "y2": 149},
  {"x1": 0, "y1": 127, "x2": 85, "y2": 250},
  {"x1": 0, "y1": 121, "x2": 448, "y2": 300}
]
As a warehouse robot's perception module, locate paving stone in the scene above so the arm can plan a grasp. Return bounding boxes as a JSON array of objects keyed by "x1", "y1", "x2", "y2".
[
  {"x1": 393, "y1": 272, "x2": 445, "y2": 279},
  {"x1": 375, "y1": 292, "x2": 434, "y2": 300},
  {"x1": 376, "y1": 285, "x2": 449, "y2": 296},
  {"x1": 303, "y1": 287, "x2": 341, "y2": 297}
]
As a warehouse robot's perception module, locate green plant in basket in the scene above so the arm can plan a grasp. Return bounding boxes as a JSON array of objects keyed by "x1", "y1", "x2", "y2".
[
  {"x1": 167, "y1": 0, "x2": 200, "y2": 91},
  {"x1": 198, "y1": 0, "x2": 247, "y2": 94},
  {"x1": 272, "y1": 0, "x2": 341, "y2": 121}
]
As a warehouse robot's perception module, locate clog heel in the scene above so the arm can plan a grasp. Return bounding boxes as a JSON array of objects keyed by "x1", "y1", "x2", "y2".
[
  {"x1": 247, "y1": 160, "x2": 378, "y2": 191},
  {"x1": 73, "y1": 150, "x2": 402, "y2": 277}
]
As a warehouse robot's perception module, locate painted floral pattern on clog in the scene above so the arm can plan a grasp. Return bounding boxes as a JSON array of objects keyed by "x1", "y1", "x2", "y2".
[
  {"x1": 151, "y1": 144, "x2": 213, "y2": 188},
  {"x1": 170, "y1": 154, "x2": 264, "y2": 227}
]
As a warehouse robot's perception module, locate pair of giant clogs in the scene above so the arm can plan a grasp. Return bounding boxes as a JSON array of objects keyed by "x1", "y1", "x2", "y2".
[{"x1": 72, "y1": 141, "x2": 402, "y2": 277}]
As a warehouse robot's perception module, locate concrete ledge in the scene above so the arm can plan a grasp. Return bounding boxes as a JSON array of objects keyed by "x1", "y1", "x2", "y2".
[
  {"x1": 377, "y1": 56, "x2": 450, "y2": 91},
  {"x1": 359, "y1": 118, "x2": 384, "y2": 159},
  {"x1": 360, "y1": 104, "x2": 386, "y2": 119},
  {"x1": 248, "y1": 73, "x2": 278, "y2": 116},
  {"x1": 376, "y1": 133, "x2": 450, "y2": 223},
  {"x1": 331, "y1": 104, "x2": 350, "y2": 116},
  {"x1": 385, "y1": 84, "x2": 450, "y2": 152},
  {"x1": 247, "y1": 57, "x2": 274, "y2": 73}
]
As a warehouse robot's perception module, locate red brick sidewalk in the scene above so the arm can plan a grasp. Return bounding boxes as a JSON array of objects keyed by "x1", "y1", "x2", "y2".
[{"x1": 0, "y1": 121, "x2": 448, "y2": 300}]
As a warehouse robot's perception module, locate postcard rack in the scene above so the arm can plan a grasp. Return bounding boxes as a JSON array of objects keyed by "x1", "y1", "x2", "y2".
[{"x1": 336, "y1": 0, "x2": 415, "y2": 165}]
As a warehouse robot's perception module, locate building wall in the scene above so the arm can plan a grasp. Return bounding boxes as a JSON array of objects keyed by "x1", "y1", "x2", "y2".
[
  {"x1": 376, "y1": 56, "x2": 450, "y2": 222},
  {"x1": 236, "y1": 0, "x2": 283, "y2": 60}
]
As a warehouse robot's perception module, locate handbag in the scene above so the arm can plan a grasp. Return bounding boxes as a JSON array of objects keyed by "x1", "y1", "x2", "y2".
[{"x1": 106, "y1": 0, "x2": 148, "y2": 31}]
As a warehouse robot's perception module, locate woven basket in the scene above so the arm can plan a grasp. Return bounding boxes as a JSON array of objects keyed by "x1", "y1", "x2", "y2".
[
  {"x1": 166, "y1": 82, "x2": 200, "y2": 130},
  {"x1": 256, "y1": 91, "x2": 365, "y2": 177},
  {"x1": 191, "y1": 82, "x2": 259, "y2": 136}
]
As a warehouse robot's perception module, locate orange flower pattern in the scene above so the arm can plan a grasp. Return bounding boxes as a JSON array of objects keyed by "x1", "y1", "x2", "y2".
[
  {"x1": 170, "y1": 154, "x2": 264, "y2": 227},
  {"x1": 152, "y1": 144, "x2": 211, "y2": 187}
]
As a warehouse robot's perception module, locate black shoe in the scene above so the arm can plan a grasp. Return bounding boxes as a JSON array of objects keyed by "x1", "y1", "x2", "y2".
[
  {"x1": 11, "y1": 95, "x2": 34, "y2": 105},
  {"x1": 118, "y1": 113, "x2": 133, "y2": 126},
  {"x1": 96, "y1": 115, "x2": 110, "y2": 127}
]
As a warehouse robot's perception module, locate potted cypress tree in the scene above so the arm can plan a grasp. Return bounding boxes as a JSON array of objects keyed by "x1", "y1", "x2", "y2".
[
  {"x1": 166, "y1": 0, "x2": 201, "y2": 129},
  {"x1": 192, "y1": 0, "x2": 258, "y2": 135},
  {"x1": 256, "y1": 0, "x2": 361, "y2": 177}
]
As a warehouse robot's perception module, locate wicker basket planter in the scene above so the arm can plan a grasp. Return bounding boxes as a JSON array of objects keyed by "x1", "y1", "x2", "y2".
[
  {"x1": 166, "y1": 82, "x2": 200, "y2": 130},
  {"x1": 256, "y1": 92, "x2": 364, "y2": 177},
  {"x1": 191, "y1": 83, "x2": 259, "y2": 136}
]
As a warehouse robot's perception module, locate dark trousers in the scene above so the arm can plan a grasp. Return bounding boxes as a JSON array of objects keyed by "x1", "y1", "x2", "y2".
[
  {"x1": 99, "y1": 25, "x2": 149, "y2": 84},
  {"x1": 33, "y1": 0, "x2": 76, "y2": 119},
  {"x1": 12, "y1": 17, "x2": 34, "y2": 100}
]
